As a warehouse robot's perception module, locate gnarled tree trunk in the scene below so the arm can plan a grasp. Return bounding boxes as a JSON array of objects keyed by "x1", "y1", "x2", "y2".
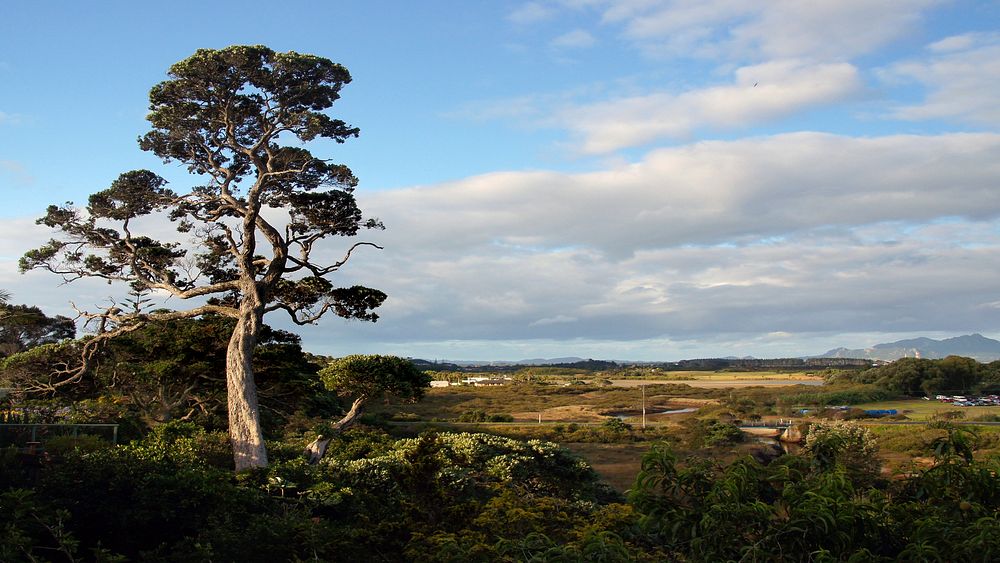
[
  {"x1": 226, "y1": 301, "x2": 268, "y2": 470},
  {"x1": 304, "y1": 396, "x2": 366, "y2": 464}
]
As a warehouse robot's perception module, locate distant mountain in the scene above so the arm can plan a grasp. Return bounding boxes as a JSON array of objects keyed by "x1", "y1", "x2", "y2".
[
  {"x1": 817, "y1": 334, "x2": 1000, "y2": 362},
  {"x1": 416, "y1": 357, "x2": 588, "y2": 368},
  {"x1": 518, "y1": 357, "x2": 589, "y2": 366}
]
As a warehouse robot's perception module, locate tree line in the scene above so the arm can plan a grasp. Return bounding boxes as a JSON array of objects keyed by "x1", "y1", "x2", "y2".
[{"x1": 829, "y1": 355, "x2": 1000, "y2": 396}]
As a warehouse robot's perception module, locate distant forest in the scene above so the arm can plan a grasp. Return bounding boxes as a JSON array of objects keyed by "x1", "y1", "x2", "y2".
[{"x1": 413, "y1": 357, "x2": 871, "y2": 373}]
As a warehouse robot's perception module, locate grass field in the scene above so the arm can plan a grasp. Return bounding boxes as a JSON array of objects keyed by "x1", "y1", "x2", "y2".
[
  {"x1": 652, "y1": 371, "x2": 823, "y2": 380},
  {"x1": 610, "y1": 378, "x2": 824, "y2": 388},
  {"x1": 855, "y1": 399, "x2": 1000, "y2": 421},
  {"x1": 562, "y1": 443, "x2": 651, "y2": 493},
  {"x1": 377, "y1": 378, "x2": 1000, "y2": 491},
  {"x1": 372, "y1": 382, "x2": 726, "y2": 422}
]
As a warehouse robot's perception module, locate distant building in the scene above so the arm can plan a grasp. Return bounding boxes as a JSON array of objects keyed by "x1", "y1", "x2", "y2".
[{"x1": 460, "y1": 377, "x2": 508, "y2": 386}]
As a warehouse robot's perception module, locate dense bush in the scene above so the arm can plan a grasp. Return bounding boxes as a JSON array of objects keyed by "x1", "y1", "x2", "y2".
[
  {"x1": 5, "y1": 414, "x2": 1000, "y2": 561},
  {"x1": 675, "y1": 417, "x2": 745, "y2": 448},
  {"x1": 629, "y1": 424, "x2": 1000, "y2": 561},
  {"x1": 781, "y1": 384, "x2": 893, "y2": 406},
  {"x1": 3, "y1": 426, "x2": 631, "y2": 561},
  {"x1": 804, "y1": 420, "x2": 881, "y2": 485},
  {"x1": 456, "y1": 409, "x2": 514, "y2": 423},
  {"x1": 837, "y1": 356, "x2": 994, "y2": 397},
  {"x1": 0, "y1": 317, "x2": 335, "y2": 437}
]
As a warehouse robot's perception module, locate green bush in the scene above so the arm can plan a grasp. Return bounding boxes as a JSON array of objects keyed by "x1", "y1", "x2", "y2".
[
  {"x1": 601, "y1": 418, "x2": 633, "y2": 433},
  {"x1": 804, "y1": 421, "x2": 881, "y2": 484},
  {"x1": 41, "y1": 434, "x2": 110, "y2": 458},
  {"x1": 457, "y1": 410, "x2": 514, "y2": 423}
]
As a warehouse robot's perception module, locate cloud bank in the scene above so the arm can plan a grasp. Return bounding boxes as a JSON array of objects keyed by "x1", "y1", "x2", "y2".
[{"x1": 289, "y1": 131, "x2": 1000, "y2": 356}]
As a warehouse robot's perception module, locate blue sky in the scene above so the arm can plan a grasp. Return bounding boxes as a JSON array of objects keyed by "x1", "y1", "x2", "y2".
[{"x1": 2, "y1": 1, "x2": 1000, "y2": 361}]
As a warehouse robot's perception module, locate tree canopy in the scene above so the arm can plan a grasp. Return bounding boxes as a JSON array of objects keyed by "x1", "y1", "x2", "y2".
[
  {"x1": 20, "y1": 45, "x2": 385, "y2": 469},
  {"x1": 305, "y1": 355, "x2": 429, "y2": 462},
  {"x1": 0, "y1": 302, "x2": 74, "y2": 358},
  {"x1": 840, "y1": 356, "x2": 986, "y2": 396}
]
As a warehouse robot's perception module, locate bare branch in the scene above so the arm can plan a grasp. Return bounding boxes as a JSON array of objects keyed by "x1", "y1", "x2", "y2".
[{"x1": 286, "y1": 241, "x2": 383, "y2": 277}]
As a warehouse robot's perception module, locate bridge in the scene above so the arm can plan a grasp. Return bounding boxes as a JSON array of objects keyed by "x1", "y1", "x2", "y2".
[{"x1": 740, "y1": 420, "x2": 793, "y2": 438}]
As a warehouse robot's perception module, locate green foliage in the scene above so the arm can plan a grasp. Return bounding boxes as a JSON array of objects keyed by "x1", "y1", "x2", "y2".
[
  {"x1": 6, "y1": 416, "x2": 1000, "y2": 561},
  {"x1": 600, "y1": 417, "x2": 632, "y2": 434},
  {"x1": 20, "y1": 45, "x2": 391, "y2": 469},
  {"x1": 804, "y1": 421, "x2": 881, "y2": 484},
  {"x1": 41, "y1": 434, "x2": 110, "y2": 458},
  {"x1": 678, "y1": 417, "x2": 746, "y2": 448},
  {"x1": 978, "y1": 360, "x2": 1000, "y2": 393},
  {"x1": 0, "y1": 303, "x2": 74, "y2": 358},
  {"x1": 0, "y1": 340, "x2": 86, "y2": 397},
  {"x1": 320, "y1": 354, "x2": 431, "y2": 404},
  {"x1": 92, "y1": 316, "x2": 332, "y2": 433},
  {"x1": 0, "y1": 488, "x2": 118, "y2": 562},
  {"x1": 781, "y1": 384, "x2": 893, "y2": 406},
  {"x1": 457, "y1": 409, "x2": 514, "y2": 423},
  {"x1": 847, "y1": 356, "x2": 984, "y2": 396},
  {"x1": 629, "y1": 434, "x2": 1000, "y2": 561},
  {"x1": 2, "y1": 316, "x2": 332, "y2": 438}
]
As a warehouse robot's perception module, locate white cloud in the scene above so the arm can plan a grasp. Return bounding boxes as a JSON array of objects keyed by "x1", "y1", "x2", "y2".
[
  {"x1": 508, "y1": 2, "x2": 555, "y2": 24},
  {"x1": 306, "y1": 132, "x2": 1000, "y2": 352},
  {"x1": 595, "y1": 0, "x2": 940, "y2": 61},
  {"x1": 551, "y1": 29, "x2": 597, "y2": 49},
  {"x1": 458, "y1": 60, "x2": 863, "y2": 154},
  {"x1": 13, "y1": 131, "x2": 1000, "y2": 359},
  {"x1": 0, "y1": 160, "x2": 35, "y2": 186},
  {"x1": 366, "y1": 132, "x2": 1000, "y2": 257},
  {"x1": 927, "y1": 33, "x2": 980, "y2": 53},
  {"x1": 558, "y1": 60, "x2": 862, "y2": 153},
  {"x1": 0, "y1": 111, "x2": 22, "y2": 125},
  {"x1": 13, "y1": 133, "x2": 1000, "y2": 344},
  {"x1": 880, "y1": 33, "x2": 1000, "y2": 126}
]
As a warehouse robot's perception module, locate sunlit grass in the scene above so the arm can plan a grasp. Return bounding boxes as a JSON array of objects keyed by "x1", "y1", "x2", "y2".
[{"x1": 855, "y1": 398, "x2": 1000, "y2": 421}]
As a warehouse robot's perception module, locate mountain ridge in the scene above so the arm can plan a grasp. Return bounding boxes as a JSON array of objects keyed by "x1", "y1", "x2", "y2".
[{"x1": 817, "y1": 333, "x2": 1000, "y2": 362}]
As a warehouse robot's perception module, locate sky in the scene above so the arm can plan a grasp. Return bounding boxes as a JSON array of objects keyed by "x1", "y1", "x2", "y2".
[{"x1": 2, "y1": 0, "x2": 1000, "y2": 361}]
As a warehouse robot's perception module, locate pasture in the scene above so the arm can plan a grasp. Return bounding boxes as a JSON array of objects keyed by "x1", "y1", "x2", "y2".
[{"x1": 855, "y1": 398, "x2": 1000, "y2": 421}]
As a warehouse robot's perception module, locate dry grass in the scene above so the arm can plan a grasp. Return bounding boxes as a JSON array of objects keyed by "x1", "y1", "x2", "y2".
[
  {"x1": 374, "y1": 383, "x2": 725, "y2": 422},
  {"x1": 658, "y1": 371, "x2": 823, "y2": 380},
  {"x1": 511, "y1": 404, "x2": 606, "y2": 422},
  {"x1": 610, "y1": 378, "x2": 823, "y2": 388},
  {"x1": 563, "y1": 443, "x2": 651, "y2": 493}
]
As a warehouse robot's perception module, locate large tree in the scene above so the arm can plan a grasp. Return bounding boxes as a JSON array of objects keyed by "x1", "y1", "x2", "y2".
[
  {"x1": 0, "y1": 302, "x2": 75, "y2": 358},
  {"x1": 20, "y1": 45, "x2": 386, "y2": 469}
]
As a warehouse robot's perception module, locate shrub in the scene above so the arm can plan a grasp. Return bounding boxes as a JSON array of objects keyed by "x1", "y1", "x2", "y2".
[
  {"x1": 702, "y1": 420, "x2": 744, "y2": 446},
  {"x1": 41, "y1": 434, "x2": 110, "y2": 458},
  {"x1": 600, "y1": 418, "x2": 632, "y2": 433},
  {"x1": 804, "y1": 421, "x2": 880, "y2": 484}
]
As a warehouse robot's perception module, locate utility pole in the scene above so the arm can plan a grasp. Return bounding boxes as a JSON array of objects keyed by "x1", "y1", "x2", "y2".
[{"x1": 642, "y1": 385, "x2": 647, "y2": 429}]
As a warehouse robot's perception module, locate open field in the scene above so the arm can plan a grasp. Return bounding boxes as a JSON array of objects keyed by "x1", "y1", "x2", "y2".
[
  {"x1": 373, "y1": 382, "x2": 726, "y2": 422},
  {"x1": 562, "y1": 443, "x2": 651, "y2": 492},
  {"x1": 377, "y1": 380, "x2": 1000, "y2": 492},
  {"x1": 609, "y1": 378, "x2": 824, "y2": 388},
  {"x1": 855, "y1": 399, "x2": 1000, "y2": 421},
  {"x1": 636, "y1": 371, "x2": 824, "y2": 380}
]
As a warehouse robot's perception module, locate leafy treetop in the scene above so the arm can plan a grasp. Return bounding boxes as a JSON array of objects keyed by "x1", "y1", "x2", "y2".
[
  {"x1": 19, "y1": 44, "x2": 386, "y2": 372},
  {"x1": 19, "y1": 45, "x2": 386, "y2": 469}
]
